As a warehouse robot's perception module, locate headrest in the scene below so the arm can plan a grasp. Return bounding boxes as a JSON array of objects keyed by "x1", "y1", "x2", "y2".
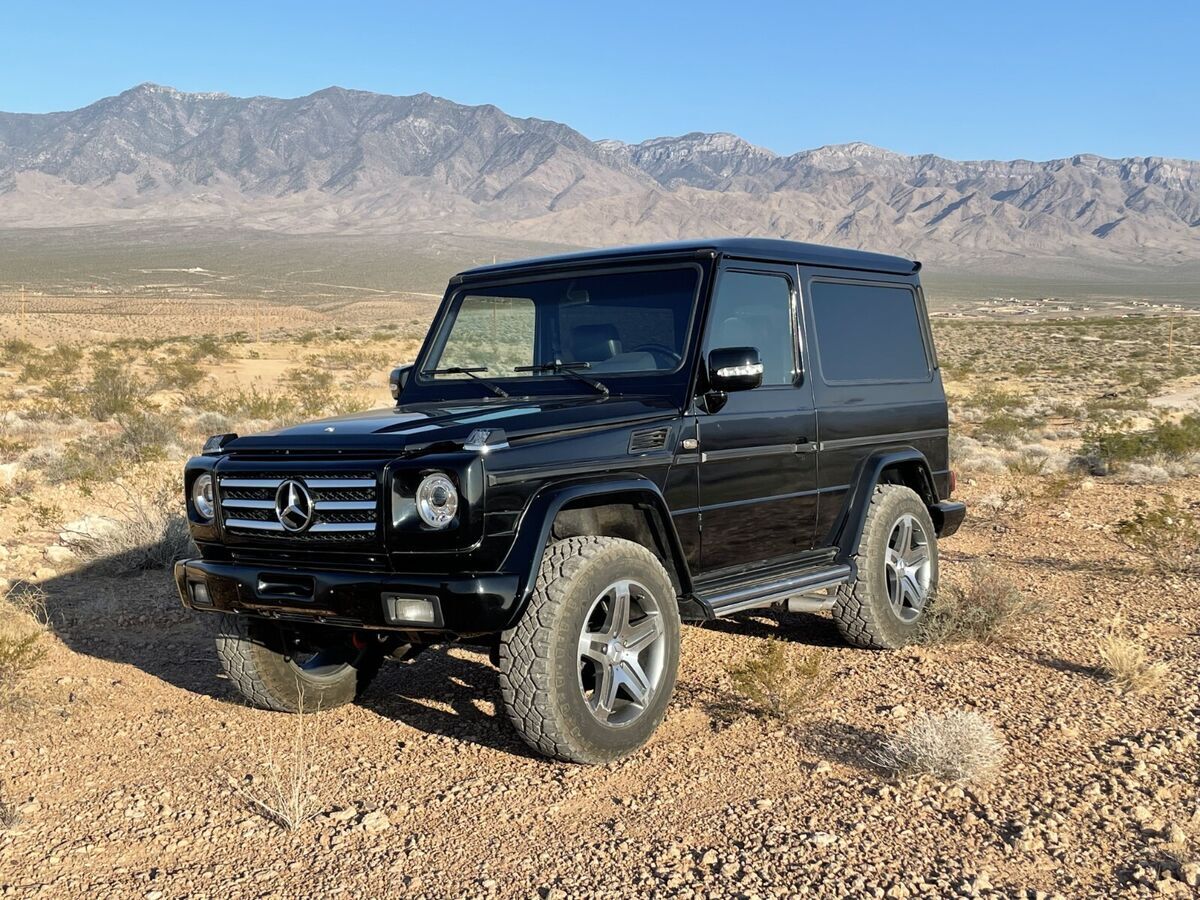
[{"x1": 572, "y1": 324, "x2": 621, "y2": 362}]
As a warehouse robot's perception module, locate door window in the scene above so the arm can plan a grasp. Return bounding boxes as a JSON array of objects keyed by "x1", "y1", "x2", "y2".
[{"x1": 705, "y1": 271, "x2": 795, "y2": 385}]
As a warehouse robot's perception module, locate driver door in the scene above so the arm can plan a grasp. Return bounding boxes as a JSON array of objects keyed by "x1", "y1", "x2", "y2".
[{"x1": 695, "y1": 263, "x2": 819, "y2": 574}]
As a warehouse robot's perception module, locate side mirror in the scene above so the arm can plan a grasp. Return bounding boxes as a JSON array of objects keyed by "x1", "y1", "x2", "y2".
[
  {"x1": 389, "y1": 364, "x2": 414, "y2": 401},
  {"x1": 707, "y1": 347, "x2": 763, "y2": 393}
]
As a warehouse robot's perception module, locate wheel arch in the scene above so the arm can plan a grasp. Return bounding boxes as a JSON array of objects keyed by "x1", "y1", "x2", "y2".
[
  {"x1": 500, "y1": 476, "x2": 694, "y2": 626},
  {"x1": 829, "y1": 448, "x2": 939, "y2": 565}
]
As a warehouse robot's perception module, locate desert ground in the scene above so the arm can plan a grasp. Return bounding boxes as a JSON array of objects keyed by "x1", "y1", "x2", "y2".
[{"x1": 1, "y1": 288, "x2": 1199, "y2": 898}]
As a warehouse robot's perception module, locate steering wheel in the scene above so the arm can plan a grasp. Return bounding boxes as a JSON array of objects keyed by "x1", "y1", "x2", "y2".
[{"x1": 630, "y1": 342, "x2": 682, "y2": 368}]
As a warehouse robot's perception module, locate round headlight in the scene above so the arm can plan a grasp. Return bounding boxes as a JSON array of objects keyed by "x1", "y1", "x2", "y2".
[
  {"x1": 416, "y1": 472, "x2": 458, "y2": 529},
  {"x1": 192, "y1": 473, "x2": 215, "y2": 521}
]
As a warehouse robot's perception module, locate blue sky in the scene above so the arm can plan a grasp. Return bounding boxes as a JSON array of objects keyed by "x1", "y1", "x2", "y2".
[{"x1": 1, "y1": 1, "x2": 1196, "y2": 161}]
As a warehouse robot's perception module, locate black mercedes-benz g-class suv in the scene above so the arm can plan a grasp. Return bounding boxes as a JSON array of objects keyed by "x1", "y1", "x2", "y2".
[{"x1": 176, "y1": 238, "x2": 964, "y2": 763}]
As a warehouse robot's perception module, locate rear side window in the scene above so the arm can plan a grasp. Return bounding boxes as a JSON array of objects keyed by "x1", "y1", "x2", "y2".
[{"x1": 810, "y1": 281, "x2": 929, "y2": 383}]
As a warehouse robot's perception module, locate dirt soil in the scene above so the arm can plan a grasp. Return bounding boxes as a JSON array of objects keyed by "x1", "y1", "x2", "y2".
[{"x1": 2, "y1": 472, "x2": 1198, "y2": 899}]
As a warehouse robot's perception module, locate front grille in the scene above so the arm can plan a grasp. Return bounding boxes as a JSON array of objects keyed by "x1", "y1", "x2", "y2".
[{"x1": 217, "y1": 470, "x2": 379, "y2": 544}]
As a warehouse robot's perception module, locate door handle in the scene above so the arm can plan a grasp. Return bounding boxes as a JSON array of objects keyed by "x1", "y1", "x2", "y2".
[{"x1": 794, "y1": 439, "x2": 818, "y2": 453}]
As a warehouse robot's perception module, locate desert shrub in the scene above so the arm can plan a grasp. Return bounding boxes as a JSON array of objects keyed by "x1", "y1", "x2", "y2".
[
  {"x1": 728, "y1": 640, "x2": 826, "y2": 723},
  {"x1": 2, "y1": 338, "x2": 35, "y2": 362},
  {"x1": 18, "y1": 344, "x2": 74, "y2": 383},
  {"x1": 0, "y1": 791, "x2": 17, "y2": 832},
  {"x1": 189, "y1": 335, "x2": 230, "y2": 362},
  {"x1": 151, "y1": 354, "x2": 205, "y2": 391},
  {"x1": 69, "y1": 482, "x2": 194, "y2": 573},
  {"x1": 0, "y1": 584, "x2": 48, "y2": 690},
  {"x1": 115, "y1": 411, "x2": 181, "y2": 463},
  {"x1": 1097, "y1": 627, "x2": 1169, "y2": 696},
  {"x1": 284, "y1": 369, "x2": 336, "y2": 418},
  {"x1": 871, "y1": 709, "x2": 1006, "y2": 783},
  {"x1": 920, "y1": 564, "x2": 1044, "y2": 646},
  {"x1": 1115, "y1": 495, "x2": 1199, "y2": 573},
  {"x1": 85, "y1": 358, "x2": 148, "y2": 421},
  {"x1": 212, "y1": 384, "x2": 297, "y2": 422},
  {"x1": 229, "y1": 694, "x2": 320, "y2": 831},
  {"x1": 1081, "y1": 414, "x2": 1200, "y2": 472}
]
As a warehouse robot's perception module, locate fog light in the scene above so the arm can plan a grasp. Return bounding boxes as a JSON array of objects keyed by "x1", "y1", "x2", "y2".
[
  {"x1": 190, "y1": 582, "x2": 212, "y2": 607},
  {"x1": 383, "y1": 593, "x2": 438, "y2": 625}
]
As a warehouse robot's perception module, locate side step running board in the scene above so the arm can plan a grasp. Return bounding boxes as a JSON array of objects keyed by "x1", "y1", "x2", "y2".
[{"x1": 700, "y1": 564, "x2": 852, "y2": 619}]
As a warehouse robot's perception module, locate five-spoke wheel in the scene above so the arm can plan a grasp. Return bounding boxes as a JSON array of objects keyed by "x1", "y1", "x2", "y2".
[{"x1": 577, "y1": 579, "x2": 668, "y2": 727}]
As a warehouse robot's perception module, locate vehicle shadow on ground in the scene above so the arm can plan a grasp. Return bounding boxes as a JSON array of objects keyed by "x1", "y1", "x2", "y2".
[
  {"x1": 361, "y1": 649, "x2": 542, "y2": 759},
  {"x1": 37, "y1": 562, "x2": 235, "y2": 700},
  {"x1": 34, "y1": 554, "x2": 540, "y2": 756},
  {"x1": 699, "y1": 610, "x2": 845, "y2": 648}
]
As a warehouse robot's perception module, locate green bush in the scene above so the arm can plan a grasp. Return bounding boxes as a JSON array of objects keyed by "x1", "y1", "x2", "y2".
[
  {"x1": 728, "y1": 641, "x2": 826, "y2": 723},
  {"x1": 1116, "y1": 495, "x2": 1199, "y2": 573},
  {"x1": 1082, "y1": 414, "x2": 1200, "y2": 470}
]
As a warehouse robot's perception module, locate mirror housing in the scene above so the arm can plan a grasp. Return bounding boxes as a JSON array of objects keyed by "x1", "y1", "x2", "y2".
[
  {"x1": 707, "y1": 347, "x2": 763, "y2": 393},
  {"x1": 390, "y1": 364, "x2": 414, "y2": 401}
]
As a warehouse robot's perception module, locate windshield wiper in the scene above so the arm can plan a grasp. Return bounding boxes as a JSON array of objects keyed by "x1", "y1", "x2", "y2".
[
  {"x1": 420, "y1": 366, "x2": 509, "y2": 398},
  {"x1": 513, "y1": 361, "x2": 609, "y2": 397}
]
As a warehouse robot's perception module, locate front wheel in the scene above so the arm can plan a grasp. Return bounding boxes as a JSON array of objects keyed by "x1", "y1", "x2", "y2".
[
  {"x1": 832, "y1": 485, "x2": 939, "y2": 649},
  {"x1": 215, "y1": 615, "x2": 384, "y2": 713},
  {"x1": 498, "y1": 536, "x2": 681, "y2": 764}
]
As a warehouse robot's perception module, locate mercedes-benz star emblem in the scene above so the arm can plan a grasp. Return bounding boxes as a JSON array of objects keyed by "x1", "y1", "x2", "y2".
[{"x1": 274, "y1": 479, "x2": 315, "y2": 533}]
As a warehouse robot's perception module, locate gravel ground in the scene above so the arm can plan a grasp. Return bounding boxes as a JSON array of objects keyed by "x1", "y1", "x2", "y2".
[{"x1": 2, "y1": 473, "x2": 1198, "y2": 898}]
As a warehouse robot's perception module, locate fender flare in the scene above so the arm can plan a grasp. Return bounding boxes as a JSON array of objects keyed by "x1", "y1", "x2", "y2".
[
  {"x1": 830, "y1": 448, "x2": 938, "y2": 565},
  {"x1": 499, "y1": 475, "x2": 693, "y2": 626}
]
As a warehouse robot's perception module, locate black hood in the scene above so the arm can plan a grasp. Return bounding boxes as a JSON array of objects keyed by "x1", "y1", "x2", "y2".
[{"x1": 223, "y1": 395, "x2": 679, "y2": 454}]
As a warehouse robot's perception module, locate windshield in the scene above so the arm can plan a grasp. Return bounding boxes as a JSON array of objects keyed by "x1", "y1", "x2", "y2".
[{"x1": 424, "y1": 266, "x2": 699, "y2": 384}]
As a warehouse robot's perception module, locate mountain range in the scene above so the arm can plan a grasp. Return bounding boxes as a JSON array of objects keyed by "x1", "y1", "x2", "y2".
[{"x1": 1, "y1": 83, "x2": 1197, "y2": 273}]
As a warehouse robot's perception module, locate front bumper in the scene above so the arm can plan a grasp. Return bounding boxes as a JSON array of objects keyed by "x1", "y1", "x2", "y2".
[
  {"x1": 932, "y1": 500, "x2": 967, "y2": 538},
  {"x1": 174, "y1": 558, "x2": 521, "y2": 635}
]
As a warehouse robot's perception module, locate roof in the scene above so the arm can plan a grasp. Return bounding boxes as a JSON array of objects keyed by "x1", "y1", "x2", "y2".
[{"x1": 455, "y1": 238, "x2": 919, "y2": 280}]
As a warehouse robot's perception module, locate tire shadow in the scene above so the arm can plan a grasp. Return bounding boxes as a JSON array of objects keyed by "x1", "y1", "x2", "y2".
[{"x1": 360, "y1": 648, "x2": 541, "y2": 759}]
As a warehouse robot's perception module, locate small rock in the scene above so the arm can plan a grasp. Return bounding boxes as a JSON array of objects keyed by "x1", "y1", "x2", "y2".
[
  {"x1": 328, "y1": 807, "x2": 357, "y2": 823},
  {"x1": 810, "y1": 832, "x2": 838, "y2": 846},
  {"x1": 814, "y1": 761, "x2": 832, "y2": 774},
  {"x1": 33, "y1": 567, "x2": 57, "y2": 581},
  {"x1": 700, "y1": 850, "x2": 719, "y2": 866},
  {"x1": 359, "y1": 810, "x2": 390, "y2": 833},
  {"x1": 754, "y1": 799, "x2": 774, "y2": 810},
  {"x1": 890, "y1": 705, "x2": 908, "y2": 719},
  {"x1": 44, "y1": 545, "x2": 75, "y2": 566}
]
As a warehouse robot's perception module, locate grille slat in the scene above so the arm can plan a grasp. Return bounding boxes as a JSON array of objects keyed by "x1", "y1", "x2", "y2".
[{"x1": 217, "y1": 469, "x2": 380, "y2": 543}]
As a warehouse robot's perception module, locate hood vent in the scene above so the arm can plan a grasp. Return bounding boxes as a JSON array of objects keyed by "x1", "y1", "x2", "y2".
[{"x1": 629, "y1": 427, "x2": 670, "y2": 454}]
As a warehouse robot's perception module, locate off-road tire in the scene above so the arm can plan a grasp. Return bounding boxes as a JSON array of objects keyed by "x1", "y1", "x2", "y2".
[
  {"x1": 498, "y1": 536, "x2": 682, "y2": 764},
  {"x1": 215, "y1": 614, "x2": 383, "y2": 713},
  {"x1": 832, "y1": 485, "x2": 939, "y2": 650}
]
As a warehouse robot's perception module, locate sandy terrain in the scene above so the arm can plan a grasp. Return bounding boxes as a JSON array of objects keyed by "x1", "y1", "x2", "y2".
[{"x1": 2, "y1": 300, "x2": 1199, "y2": 898}]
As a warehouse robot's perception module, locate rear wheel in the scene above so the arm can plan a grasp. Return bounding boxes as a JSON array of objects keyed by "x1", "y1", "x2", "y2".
[
  {"x1": 832, "y1": 485, "x2": 938, "y2": 649},
  {"x1": 215, "y1": 615, "x2": 384, "y2": 713},
  {"x1": 498, "y1": 536, "x2": 681, "y2": 764}
]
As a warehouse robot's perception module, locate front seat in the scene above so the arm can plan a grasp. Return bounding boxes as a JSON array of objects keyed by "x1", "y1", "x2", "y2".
[{"x1": 571, "y1": 324, "x2": 621, "y2": 363}]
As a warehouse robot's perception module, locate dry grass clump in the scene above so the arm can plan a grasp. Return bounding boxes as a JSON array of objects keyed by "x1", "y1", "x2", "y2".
[
  {"x1": 0, "y1": 584, "x2": 48, "y2": 693},
  {"x1": 0, "y1": 791, "x2": 18, "y2": 832},
  {"x1": 872, "y1": 709, "x2": 1006, "y2": 783},
  {"x1": 69, "y1": 481, "x2": 194, "y2": 573},
  {"x1": 1097, "y1": 623, "x2": 1170, "y2": 695},
  {"x1": 229, "y1": 694, "x2": 321, "y2": 831},
  {"x1": 728, "y1": 640, "x2": 827, "y2": 724},
  {"x1": 920, "y1": 564, "x2": 1045, "y2": 646}
]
